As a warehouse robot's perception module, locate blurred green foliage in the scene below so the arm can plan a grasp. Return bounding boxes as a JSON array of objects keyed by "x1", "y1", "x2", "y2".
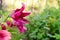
[{"x1": 25, "y1": 7, "x2": 60, "y2": 40}]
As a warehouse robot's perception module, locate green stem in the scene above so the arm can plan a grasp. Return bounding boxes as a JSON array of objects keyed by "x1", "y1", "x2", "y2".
[{"x1": 4, "y1": 16, "x2": 9, "y2": 22}]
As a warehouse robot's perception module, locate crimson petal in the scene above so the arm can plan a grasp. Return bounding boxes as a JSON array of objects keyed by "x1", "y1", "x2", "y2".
[
  {"x1": 14, "y1": 8, "x2": 20, "y2": 13},
  {"x1": 20, "y1": 12, "x2": 30, "y2": 17},
  {"x1": 18, "y1": 26, "x2": 27, "y2": 33},
  {"x1": 13, "y1": 19, "x2": 25, "y2": 26},
  {"x1": 10, "y1": 10, "x2": 22, "y2": 20},
  {"x1": 22, "y1": 18, "x2": 30, "y2": 24},
  {"x1": 20, "y1": 3, "x2": 25, "y2": 12}
]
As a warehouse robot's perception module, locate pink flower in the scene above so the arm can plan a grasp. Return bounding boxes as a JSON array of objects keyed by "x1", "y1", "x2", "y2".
[
  {"x1": 1, "y1": 24, "x2": 6, "y2": 30},
  {"x1": 10, "y1": 3, "x2": 30, "y2": 33},
  {"x1": 0, "y1": 30, "x2": 11, "y2": 40},
  {"x1": 10, "y1": 3, "x2": 30, "y2": 20}
]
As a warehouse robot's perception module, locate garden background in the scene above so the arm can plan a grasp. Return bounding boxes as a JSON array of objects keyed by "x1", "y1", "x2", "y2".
[{"x1": 0, "y1": 0, "x2": 60, "y2": 40}]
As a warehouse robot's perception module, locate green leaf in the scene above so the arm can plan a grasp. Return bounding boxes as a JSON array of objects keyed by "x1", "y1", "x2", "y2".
[{"x1": 54, "y1": 34, "x2": 60, "y2": 39}]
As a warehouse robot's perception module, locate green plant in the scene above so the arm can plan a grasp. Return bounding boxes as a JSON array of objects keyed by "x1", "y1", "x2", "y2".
[{"x1": 25, "y1": 7, "x2": 60, "y2": 40}]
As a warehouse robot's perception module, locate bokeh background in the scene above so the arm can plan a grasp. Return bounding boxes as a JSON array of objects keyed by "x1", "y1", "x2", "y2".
[
  {"x1": 2, "y1": 0, "x2": 59, "y2": 12},
  {"x1": 0, "y1": 0, "x2": 60, "y2": 40}
]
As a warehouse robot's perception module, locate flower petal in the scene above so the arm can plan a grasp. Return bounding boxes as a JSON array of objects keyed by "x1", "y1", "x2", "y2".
[
  {"x1": 14, "y1": 8, "x2": 20, "y2": 13},
  {"x1": 0, "y1": 30, "x2": 11, "y2": 40},
  {"x1": 20, "y1": 3, "x2": 25, "y2": 12},
  {"x1": 10, "y1": 10, "x2": 22, "y2": 20},
  {"x1": 13, "y1": 19, "x2": 25, "y2": 26},
  {"x1": 22, "y1": 18, "x2": 30, "y2": 24},
  {"x1": 20, "y1": 12, "x2": 30, "y2": 17},
  {"x1": 18, "y1": 26, "x2": 27, "y2": 33}
]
